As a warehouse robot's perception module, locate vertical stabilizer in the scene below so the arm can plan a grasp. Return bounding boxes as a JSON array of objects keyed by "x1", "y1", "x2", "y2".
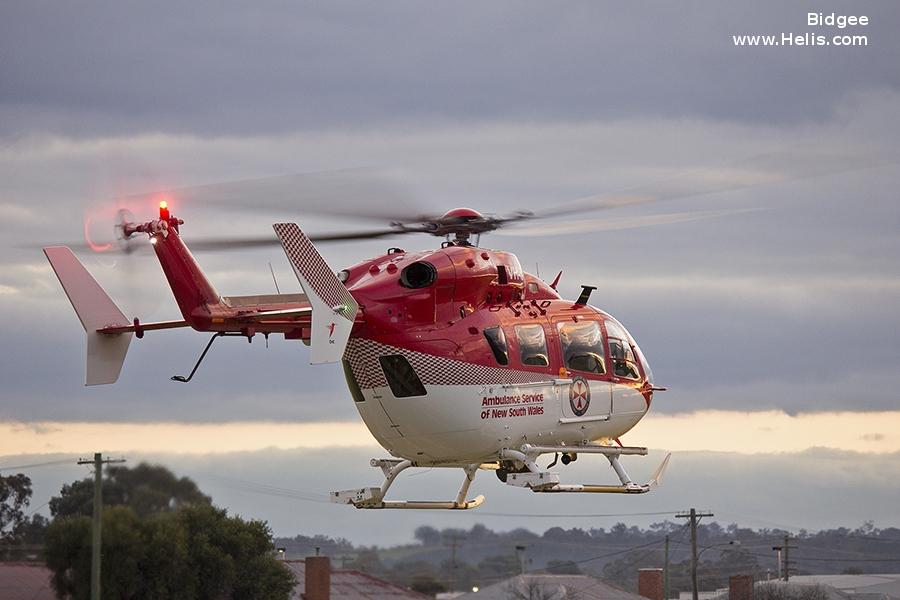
[
  {"x1": 273, "y1": 223, "x2": 358, "y2": 364},
  {"x1": 43, "y1": 246, "x2": 132, "y2": 385}
]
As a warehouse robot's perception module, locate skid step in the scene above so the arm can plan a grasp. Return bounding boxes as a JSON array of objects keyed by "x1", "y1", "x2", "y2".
[
  {"x1": 520, "y1": 443, "x2": 648, "y2": 457},
  {"x1": 499, "y1": 448, "x2": 671, "y2": 495}
]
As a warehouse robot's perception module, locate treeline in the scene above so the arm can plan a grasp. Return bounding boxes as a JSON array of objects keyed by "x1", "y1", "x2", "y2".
[{"x1": 276, "y1": 521, "x2": 900, "y2": 595}]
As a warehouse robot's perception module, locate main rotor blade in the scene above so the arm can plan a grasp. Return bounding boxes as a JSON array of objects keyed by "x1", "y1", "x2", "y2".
[
  {"x1": 105, "y1": 168, "x2": 436, "y2": 222},
  {"x1": 536, "y1": 146, "x2": 887, "y2": 219},
  {"x1": 42, "y1": 227, "x2": 411, "y2": 255},
  {"x1": 496, "y1": 208, "x2": 765, "y2": 237},
  {"x1": 186, "y1": 227, "x2": 410, "y2": 251}
]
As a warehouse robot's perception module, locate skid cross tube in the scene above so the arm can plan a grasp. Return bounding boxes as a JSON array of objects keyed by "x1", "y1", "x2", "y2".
[
  {"x1": 498, "y1": 444, "x2": 671, "y2": 495},
  {"x1": 331, "y1": 459, "x2": 485, "y2": 509}
]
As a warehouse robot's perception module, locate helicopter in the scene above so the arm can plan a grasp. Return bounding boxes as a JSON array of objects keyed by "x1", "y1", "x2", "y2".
[{"x1": 44, "y1": 152, "x2": 867, "y2": 510}]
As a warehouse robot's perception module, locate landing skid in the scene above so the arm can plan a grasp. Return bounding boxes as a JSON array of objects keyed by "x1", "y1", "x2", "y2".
[
  {"x1": 500, "y1": 443, "x2": 671, "y2": 494},
  {"x1": 330, "y1": 459, "x2": 485, "y2": 510},
  {"x1": 330, "y1": 444, "x2": 670, "y2": 509}
]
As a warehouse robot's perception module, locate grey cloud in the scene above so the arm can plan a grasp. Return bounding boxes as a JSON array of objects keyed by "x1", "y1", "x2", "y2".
[
  {"x1": 1, "y1": 1, "x2": 899, "y2": 138},
  {"x1": 1, "y1": 99, "x2": 899, "y2": 419}
]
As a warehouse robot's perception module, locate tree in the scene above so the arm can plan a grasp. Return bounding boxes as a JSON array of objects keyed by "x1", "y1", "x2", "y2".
[
  {"x1": 415, "y1": 525, "x2": 441, "y2": 546},
  {"x1": 1, "y1": 473, "x2": 49, "y2": 558},
  {"x1": 410, "y1": 575, "x2": 447, "y2": 597},
  {"x1": 45, "y1": 504, "x2": 295, "y2": 600},
  {"x1": 49, "y1": 462, "x2": 211, "y2": 518},
  {"x1": 348, "y1": 547, "x2": 386, "y2": 574},
  {"x1": 546, "y1": 560, "x2": 582, "y2": 575},
  {"x1": 0, "y1": 473, "x2": 32, "y2": 539}
]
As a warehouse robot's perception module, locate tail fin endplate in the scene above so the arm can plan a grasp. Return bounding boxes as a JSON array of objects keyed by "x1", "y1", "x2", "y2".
[
  {"x1": 273, "y1": 223, "x2": 358, "y2": 364},
  {"x1": 43, "y1": 246, "x2": 132, "y2": 385}
]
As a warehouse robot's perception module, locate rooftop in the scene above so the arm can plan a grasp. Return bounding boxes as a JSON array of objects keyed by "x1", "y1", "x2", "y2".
[
  {"x1": 284, "y1": 560, "x2": 431, "y2": 600},
  {"x1": 455, "y1": 573, "x2": 645, "y2": 600},
  {"x1": 0, "y1": 562, "x2": 55, "y2": 600}
]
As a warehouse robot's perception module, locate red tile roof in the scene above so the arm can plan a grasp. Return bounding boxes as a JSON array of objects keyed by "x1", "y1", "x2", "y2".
[
  {"x1": 0, "y1": 563, "x2": 55, "y2": 600},
  {"x1": 284, "y1": 560, "x2": 432, "y2": 600}
]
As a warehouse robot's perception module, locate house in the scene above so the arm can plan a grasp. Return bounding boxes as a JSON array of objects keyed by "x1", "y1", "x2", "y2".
[
  {"x1": 775, "y1": 575, "x2": 900, "y2": 600},
  {"x1": 284, "y1": 556, "x2": 433, "y2": 600},
  {"x1": 454, "y1": 573, "x2": 647, "y2": 600},
  {"x1": 0, "y1": 562, "x2": 55, "y2": 600}
]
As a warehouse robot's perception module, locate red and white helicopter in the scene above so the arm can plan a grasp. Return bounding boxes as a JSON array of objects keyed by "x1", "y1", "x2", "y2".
[{"x1": 44, "y1": 157, "x2": 854, "y2": 509}]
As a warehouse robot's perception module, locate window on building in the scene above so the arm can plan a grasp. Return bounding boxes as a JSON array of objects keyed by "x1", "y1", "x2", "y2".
[
  {"x1": 605, "y1": 320, "x2": 640, "y2": 380},
  {"x1": 483, "y1": 326, "x2": 509, "y2": 365},
  {"x1": 379, "y1": 354, "x2": 427, "y2": 397},
  {"x1": 558, "y1": 320, "x2": 606, "y2": 374},
  {"x1": 515, "y1": 324, "x2": 549, "y2": 367}
]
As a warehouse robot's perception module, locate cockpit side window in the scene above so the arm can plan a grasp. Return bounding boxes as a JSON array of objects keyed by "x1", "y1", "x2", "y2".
[
  {"x1": 605, "y1": 320, "x2": 641, "y2": 380},
  {"x1": 558, "y1": 320, "x2": 606, "y2": 374},
  {"x1": 483, "y1": 326, "x2": 509, "y2": 366},
  {"x1": 515, "y1": 324, "x2": 549, "y2": 367}
]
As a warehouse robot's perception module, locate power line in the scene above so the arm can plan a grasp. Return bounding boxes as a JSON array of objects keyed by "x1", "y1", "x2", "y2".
[
  {"x1": 474, "y1": 510, "x2": 683, "y2": 518},
  {"x1": 0, "y1": 458, "x2": 76, "y2": 472},
  {"x1": 742, "y1": 551, "x2": 900, "y2": 563},
  {"x1": 203, "y1": 473, "x2": 331, "y2": 504}
]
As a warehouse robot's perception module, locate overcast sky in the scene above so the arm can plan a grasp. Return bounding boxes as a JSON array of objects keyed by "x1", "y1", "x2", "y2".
[{"x1": 1, "y1": 1, "x2": 899, "y2": 543}]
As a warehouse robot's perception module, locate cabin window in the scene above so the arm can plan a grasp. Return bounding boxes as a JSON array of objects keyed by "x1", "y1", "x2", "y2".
[
  {"x1": 515, "y1": 324, "x2": 549, "y2": 367},
  {"x1": 558, "y1": 320, "x2": 606, "y2": 374},
  {"x1": 379, "y1": 355, "x2": 427, "y2": 397},
  {"x1": 605, "y1": 320, "x2": 640, "y2": 380},
  {"x1": 634, "y1": 344, "x2": 654, "y2": 385},
  {"x1": 483, "y1": 326, "x2": 509, "y2": 366}
]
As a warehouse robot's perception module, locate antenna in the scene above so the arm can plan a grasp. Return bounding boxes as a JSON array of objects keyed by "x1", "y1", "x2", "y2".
[
  {"x1": 268, "y1": 262, "x2": 281, "y2": 294},
  {"x1": 575, "y1": 285, "x2": 596, "y2": 306},
  {"x1": 550, "y1": 271, "x2": 562, "y2": 290}
]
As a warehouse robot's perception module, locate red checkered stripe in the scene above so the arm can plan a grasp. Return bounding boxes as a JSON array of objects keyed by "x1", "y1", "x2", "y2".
[
  {"x1": 344, "y1": 338, "x2": 547, "y2": 389},
  {"x1": 273, "y1": 223, "x2": 356, "y2": 320}
]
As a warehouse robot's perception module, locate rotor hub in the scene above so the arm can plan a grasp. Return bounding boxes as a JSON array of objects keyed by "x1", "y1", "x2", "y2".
[{"x1": 440, "y1": 207, "x2": 484, "y2": 221}]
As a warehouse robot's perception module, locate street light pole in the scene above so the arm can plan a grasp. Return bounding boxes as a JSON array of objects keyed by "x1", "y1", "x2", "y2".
[
  {"x1": 515, "y1": 545, "x2": 527, "y2": 575},
  {"x1": 772, "y1": 546, "x2": 782, "y2": 580}
]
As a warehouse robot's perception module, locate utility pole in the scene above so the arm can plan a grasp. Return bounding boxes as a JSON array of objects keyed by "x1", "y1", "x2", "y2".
[
  {"x1": 783, "y1": 535, "x2": 796, "y2": 582},
  {"x1": 76, "y1": 453, "x2": 126, "y2": 600},
  {"x1": 676, "y1": 508, "x2": 714, "y2": 600},
  {"x1": 664, "y1": 534, "x2": 670, "y2": 600},
  {"x1": 445, "y1": 534, "x2": 463, "y2": 592}
]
